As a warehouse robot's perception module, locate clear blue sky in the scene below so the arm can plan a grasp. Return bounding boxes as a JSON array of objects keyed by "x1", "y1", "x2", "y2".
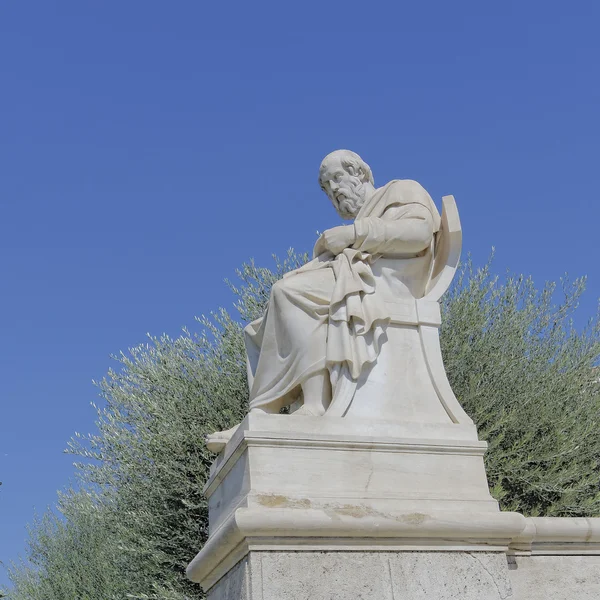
[{"x1": 1, "y1": 1, "x2": 599, "y2": 583}]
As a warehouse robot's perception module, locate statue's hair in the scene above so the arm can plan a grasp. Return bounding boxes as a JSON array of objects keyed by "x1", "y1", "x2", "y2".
[{"x1": 319, "y1": 149, "x2": 374, "y2": 190}]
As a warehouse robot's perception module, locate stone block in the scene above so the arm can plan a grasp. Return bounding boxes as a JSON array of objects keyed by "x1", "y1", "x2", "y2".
[
  {"x1": 208, "y1": 551, "x2": 515, "y2": 600},
  {"x1": 509, "y1": 555, "x2": 600, "y2": 600}
]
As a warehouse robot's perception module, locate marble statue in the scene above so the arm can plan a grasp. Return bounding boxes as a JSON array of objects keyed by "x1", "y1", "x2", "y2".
[
  {"x1": 206, "y1": 149, "x2": 469, "y2": 452},
  {"x1": 190, "y1": 151, "x2": 527, "y2": 598}
]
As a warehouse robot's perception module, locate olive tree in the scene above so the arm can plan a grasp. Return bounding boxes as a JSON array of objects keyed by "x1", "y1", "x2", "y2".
[{"x1": 4, "y1": 251, "x2": 599, "y2": 599}]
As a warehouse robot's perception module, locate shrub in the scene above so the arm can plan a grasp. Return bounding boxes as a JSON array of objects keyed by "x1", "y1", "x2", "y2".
[{"x1": 4, "y1": 251, "x2": 599, "y2": 599}]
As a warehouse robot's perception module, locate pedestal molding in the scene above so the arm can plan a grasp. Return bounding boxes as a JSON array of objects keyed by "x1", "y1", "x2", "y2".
[
  {"x1": 205, "y1": 430, "x2": 487, "y2": 496},
  {"x1": 509, "y1": 517, "x2": 600, "y2": 555},
  {"x1": 187, "y1": 507, "x2": 526, "y2": 590}
]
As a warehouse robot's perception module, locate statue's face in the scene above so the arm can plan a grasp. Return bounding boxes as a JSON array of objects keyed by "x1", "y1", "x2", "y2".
[{"x1": 319, "y1": 157, "x2": 367, "y2": 220}]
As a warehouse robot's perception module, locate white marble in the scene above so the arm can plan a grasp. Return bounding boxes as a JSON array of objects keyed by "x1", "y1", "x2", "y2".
[
  {"x1": 509, "y1": 555, "x2": 600, "y2": 600},
  {"x1": 207, "y1": 149, "x2": 467, "y2": 453},
  {"x1": 506, "y1": 518, "x2": 600, "y2": 599},
  {"x1": 189, "y1": 152, "x2": 526, "y2": 597},
  {"x1": 205, "y1": 412, "x2": 498, "y2": 536},
  {"x1": 207, "y1": 552, "x2": 516, "y2": 600},
  {"x1": 189, "y1": 413, "x2": 526, "y2": 590},
  {"x1": 207, "y1": 559, "x2": 249, "y2": 600},
  {"x1": 509, "y1": 516, "x2": 600, "y2": 554},
  {"x1": 201, "y1": 528, "x2": 600, "y2": 600}
]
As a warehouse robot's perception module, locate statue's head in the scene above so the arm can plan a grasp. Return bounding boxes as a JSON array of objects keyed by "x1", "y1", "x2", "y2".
[{"x1": 319, "y1": 150, "x2": 375, "y2": 219}]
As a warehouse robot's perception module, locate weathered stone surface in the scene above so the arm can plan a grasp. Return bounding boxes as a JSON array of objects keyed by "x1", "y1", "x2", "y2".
[
  {"x1": 207, "y1": 558, "x2": 248, "y2": 600},
  {"x1": 208, "y1": 551, "x2": 515, "y2": 600},
  {"x1": 509, "y1": 555, "x2": 600, "y2": 600},
  {"x1": 189, "y1": 411, "x2": 525, "y2": 589},
  {"x1": 205, "y1": 412, "x2": 498, "y2": 537}
]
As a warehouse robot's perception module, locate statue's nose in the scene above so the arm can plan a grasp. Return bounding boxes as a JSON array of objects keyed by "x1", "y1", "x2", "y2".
[{"x1": 330, "y1": 181, "x2": 339, "y2": 192}]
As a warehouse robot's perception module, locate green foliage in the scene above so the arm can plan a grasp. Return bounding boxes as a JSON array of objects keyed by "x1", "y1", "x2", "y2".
[
  {"x1": 3, "y1": 250, "x2": 599, "y2": 599},
  {"x1": 4, "y1": 251, "x2": 307, "y2": 600},
  {"x1": 5, "y1": 491, "x2": 132, "y2": 600},
  {"x1": 441, "y1": 255, "x2": 600, "y2": 516}
]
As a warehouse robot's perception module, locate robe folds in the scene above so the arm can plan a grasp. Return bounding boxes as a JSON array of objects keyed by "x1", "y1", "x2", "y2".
[{"x1": 246, "y1": 180, "x2": 441, "y2": 412}]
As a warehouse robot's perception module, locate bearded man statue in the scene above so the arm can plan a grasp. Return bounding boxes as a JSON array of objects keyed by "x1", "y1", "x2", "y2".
[{"x1": 207, "y1": 149, "x2": 443, "y2": 452}]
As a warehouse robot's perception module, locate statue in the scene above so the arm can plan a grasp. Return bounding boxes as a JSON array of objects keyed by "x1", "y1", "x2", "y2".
[
  {"x1": 206, "y1": 149, "x2": 470, "y2": 453},
  {"x1": 189, "y1": 151, "x2": 527, "y2": 597}
]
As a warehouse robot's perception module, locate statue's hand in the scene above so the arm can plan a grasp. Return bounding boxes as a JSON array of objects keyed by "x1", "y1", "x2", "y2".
[{"x1": 316, "y1": 225, "x2": 356, "y2": 255}]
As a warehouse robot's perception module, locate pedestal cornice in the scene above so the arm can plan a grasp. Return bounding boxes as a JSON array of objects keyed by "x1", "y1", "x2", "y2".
[{"x1": 187, "y1": 506, "x2": 526, "y2": 590}]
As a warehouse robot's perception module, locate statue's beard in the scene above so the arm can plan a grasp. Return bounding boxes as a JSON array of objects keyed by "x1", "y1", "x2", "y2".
[{"x1": 335, "y1": 180, "x2": 366, "y2": 219}]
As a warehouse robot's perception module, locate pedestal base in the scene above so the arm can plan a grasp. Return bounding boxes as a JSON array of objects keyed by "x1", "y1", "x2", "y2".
[
  {"x1": 208, "y1": 551, "x2": 515, "y2": 600},
  {"x1": 188, "y1": 413, "x2": 525, "y2": 593},
  {"x1": 204, "y1": 411, "x2": 500, "y2": 536}
]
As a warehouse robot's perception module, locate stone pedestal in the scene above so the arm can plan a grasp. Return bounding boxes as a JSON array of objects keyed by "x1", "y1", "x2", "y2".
[
  {"x1": 187, "y1": 413, "x2": 526, "y2": 598},
  {"x1": 208, "y1": 551, "x2": 515, "y2": 600}
]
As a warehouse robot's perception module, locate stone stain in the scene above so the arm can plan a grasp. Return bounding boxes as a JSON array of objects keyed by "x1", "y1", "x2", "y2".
[
  {"x1": 328, "y1": 504, "x2": 429, "y2": 525},
  {"x1": 256, "y1": 494, "x2": 312, "y2": 509},
  {"x1": 400, "y1": 512, "x2": 427, "y2": 525},
  {"x1": 255, "y1": 494, "x2": 429, "y2": 525}
]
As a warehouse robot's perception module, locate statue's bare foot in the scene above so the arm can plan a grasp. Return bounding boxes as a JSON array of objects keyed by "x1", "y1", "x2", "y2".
[{"x1": 206, "y1": 423, "x2": 240, "y2": 454}]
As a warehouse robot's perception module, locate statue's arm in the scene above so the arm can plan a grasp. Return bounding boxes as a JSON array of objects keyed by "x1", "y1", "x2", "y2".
[{"x1": 353, "y1": 204, "x2": 434, "y2": 255}]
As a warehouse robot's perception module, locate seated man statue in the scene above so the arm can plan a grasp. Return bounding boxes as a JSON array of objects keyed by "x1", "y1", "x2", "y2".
[{"x1": 207, "y1": 149, "x2": 441, "y2": 452}]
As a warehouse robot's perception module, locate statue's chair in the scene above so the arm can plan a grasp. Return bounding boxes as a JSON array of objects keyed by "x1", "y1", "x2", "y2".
[{"x1": 326, "y1": 195, "x2": 472, "y2": 426}]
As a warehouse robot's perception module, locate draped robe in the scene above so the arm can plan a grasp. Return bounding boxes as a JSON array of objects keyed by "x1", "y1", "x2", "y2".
[{"x1": 245, "y1": 180, "x2": 441, "y2": 412}]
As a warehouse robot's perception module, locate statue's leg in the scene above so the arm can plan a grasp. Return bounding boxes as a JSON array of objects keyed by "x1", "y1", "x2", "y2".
[
  {"x1": 207, "y1": 269, "x2": 333, "y2": 452},
  {"x1": 297, "y1": 369, "x2": 332, "y2": 416},
  {"x1": 207, "y1": 373, "x2": 329, "y2": 453}
]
